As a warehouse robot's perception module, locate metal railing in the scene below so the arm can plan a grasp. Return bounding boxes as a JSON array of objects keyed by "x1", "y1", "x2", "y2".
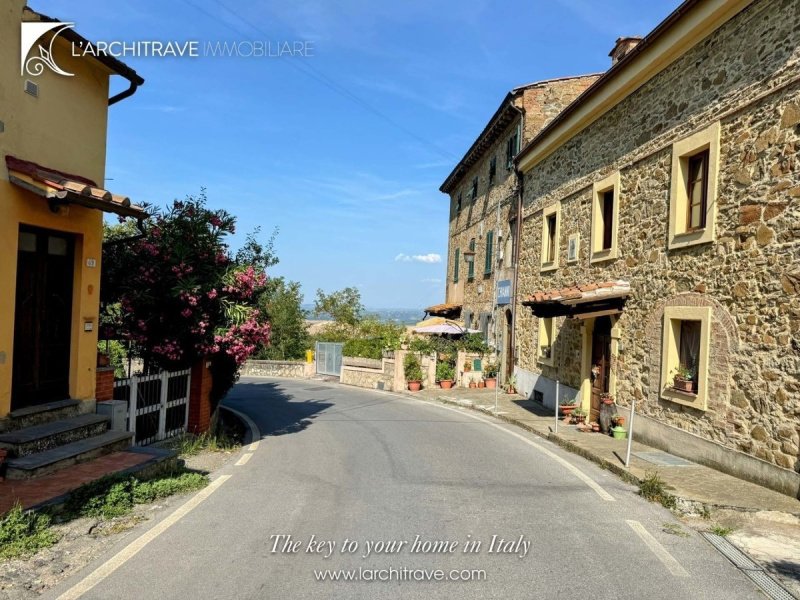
[{"x1": 113, "y1": 369, "x2": 191, "y2": 446}]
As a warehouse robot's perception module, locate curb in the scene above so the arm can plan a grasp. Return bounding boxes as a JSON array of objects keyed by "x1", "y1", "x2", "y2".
[{"x1": 219, "y1": 404, "x2": 261, "y2": 448}]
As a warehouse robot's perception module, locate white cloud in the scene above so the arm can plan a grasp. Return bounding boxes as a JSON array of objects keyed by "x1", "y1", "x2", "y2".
[
  {"x1": 395, "y1": 253, "x2": 442, "y2": 263},
  {"x1": 421, "y1": 278, "x2": 442, "y2": 283}
]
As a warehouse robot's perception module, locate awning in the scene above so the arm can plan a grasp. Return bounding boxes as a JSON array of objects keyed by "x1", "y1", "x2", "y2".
[
  {"x1": 413, "y1": 317, "x2": 478, "y2": 335},
  {"x1": 6, "y1": 156, "x2": 146, "y2": 219},
  {"x1": 423, "y1": 302, "x2": 462, "y2": 318},
  {"x1": 522, "y1": 280, "x2": 630, "y2": 319}
]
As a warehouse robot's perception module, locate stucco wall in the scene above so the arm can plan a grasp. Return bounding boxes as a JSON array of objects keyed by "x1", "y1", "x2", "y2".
[{"x1": 240, "y1": 360, "x2": 313, "y2": 379}]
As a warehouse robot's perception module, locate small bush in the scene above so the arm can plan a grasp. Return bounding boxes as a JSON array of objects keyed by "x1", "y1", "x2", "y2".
[
  {"x1": 639, "y1": 470, "x2": 676, "y2": 509},
  {"x1": 342, "y1": 338, "x2": 385, "y2": 360},
  {"x1": 404, "y1": 353, "x2": 424, "y2": 382},
  {"x1": 168, "y1": 432, "x2": 239, "y2": 457},
  {"x1": 436, "y1": 361, "x2": 455, "y2": 381},
  {"x1": 709, "y1": 524, "x2": 734, "y2": 537},
  {"x1": 0, "y1": 504, "x2": 59, "y2": 560}
]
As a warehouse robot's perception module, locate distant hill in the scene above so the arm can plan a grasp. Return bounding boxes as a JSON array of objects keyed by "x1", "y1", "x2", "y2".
[{"x1": 301, "y1": 305, "x2": 422, "y2": 325}]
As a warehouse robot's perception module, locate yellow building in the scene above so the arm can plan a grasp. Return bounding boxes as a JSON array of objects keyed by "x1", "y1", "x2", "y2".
[{"x1": 0, "y1": 2, "x2": 145, "y2": 423}]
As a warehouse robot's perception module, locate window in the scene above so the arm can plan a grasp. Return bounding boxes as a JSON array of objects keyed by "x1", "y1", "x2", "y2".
[
  {"x1": 463, "y1": 309, "x2": 472, "y2": 330},
  {"x1": 488, "y1": 156, "x2": 497, "y2": 185},
  {"x1": 508, "y1": 219, "x2": 516, "y2": 266},
  {"x1": 471, "y1": 177, "x2": 478, "y2": 201},
  {"x1": 456, "y1": 192, "x2": 462, "y2": 214},
  {"x1": 506, "y1": 131, "x2": 519, "y2": 169},
  {"x1": 686, "y1": 150, "x2": 708, "y2": 231},
  {"x1": 467, "y1": 238, "x2": 475, "y2": 281},
  {"x1": 479, "y1": 312, "x2": 490, "y2": 343},
  {"x1": 538, "y1": 317, "x2": 555, "y2": 366},
  {"x1": 660, "y1": 306, "x2": 711, "y2": 410},
  {"x1": 668, "y1": 122, "x2": 720, "y2": 249},
  {"x1": 591, "y1": 171, "x2": 620, "y2": 262},
  {"x1": 484, "y1": 230, "x2": 494, "y2": 275},
  {"x1": 453, "y1": 248, "x2": 460, "y2": 283},
  {"x1": 567, "y1": 234, "x2": 579, "y2": 263},
  {"x1": 540, "y1": 202, "x2": 560, "y2": 271}
]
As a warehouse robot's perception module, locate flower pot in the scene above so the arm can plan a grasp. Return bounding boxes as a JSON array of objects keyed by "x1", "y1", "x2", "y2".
[
  {"x1": 673, "y1": 377, "x2": 694, "y2": 393},
  {"x1": 613, "y1": 416, "x2": 626, "y2": 427},
  {"x1": 97, "y1": 353, "x2": 111, "y2": 368},
  {"x1": 574, "y1": 415, "x2": 586, "y2": 425},
  {"x1": 477, "y1": 381, "x2": 485, "y2": 388},
  {"x1": 408, "y1": 380, "x2": 421, "y2": 392},
  {"x1": 439, "y1": 380, "x2": 453, "y2": 390},
  {"x1": 485, "y1": 378, "x2": 497, "y2": 389},
  {"x1": 506, "y1": 387, "x2": 516, "y2": 395},
  {"x1": 469, "y1": 381, "x2": 477, "y2": 389},
  {"x1": 591, "y1": 423, "x2": 601, "y2": 432},
  {"x1": 612, "y1": 426, "x2": 627, "y2": 440}
]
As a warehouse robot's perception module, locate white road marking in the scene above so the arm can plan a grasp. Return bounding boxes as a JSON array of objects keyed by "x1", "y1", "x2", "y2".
[
  {"x1": 235, "y1": 452, "x2": 253, "y2": 466},
  {"x1": 56, "y1": 474, "x2": 232, "y2": 600},
  {"x1": 626, "y1": 520, "x2": 689, "y2": 577},
  {"x1": 421, "y1": 400, "x2": 615, "y2": 502}
]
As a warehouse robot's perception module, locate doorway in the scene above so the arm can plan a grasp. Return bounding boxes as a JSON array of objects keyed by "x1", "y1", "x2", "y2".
[
  {"x1": 590, "y1": 316, "x2": 612, "y2": 422},
  {"x1": 504, "y1": 309, "x2": 513, "y2": 379},
  {"x1": 12, "y1": 226, "x2": 75, "y2": 410}
]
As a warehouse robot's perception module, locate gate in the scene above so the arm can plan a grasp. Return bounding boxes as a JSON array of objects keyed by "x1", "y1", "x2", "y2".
[
  {"x1": 113, "y1": 369, "x2": 191, "y2": 446},
  {"x1": 315, "y1": 342, "x2": 343, "y2": 377}
]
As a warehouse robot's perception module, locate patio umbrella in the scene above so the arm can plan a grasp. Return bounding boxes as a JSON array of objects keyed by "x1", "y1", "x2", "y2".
[{"x1": 412, "y1": 318, "x2": 478, "y2": 335}]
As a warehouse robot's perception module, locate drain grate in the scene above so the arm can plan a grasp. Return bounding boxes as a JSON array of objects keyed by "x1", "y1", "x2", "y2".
[
  {"x1": 632, "y1": 451, "x2": 695, "y2": 467},
  {"x1": 702, "y1": 533, "x2": 797, "y2": 600}
]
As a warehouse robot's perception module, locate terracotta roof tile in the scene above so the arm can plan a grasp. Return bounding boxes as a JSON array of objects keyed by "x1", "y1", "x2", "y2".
[{"x1": 524, "y1": 280, "x2": 630, "y2": 305}]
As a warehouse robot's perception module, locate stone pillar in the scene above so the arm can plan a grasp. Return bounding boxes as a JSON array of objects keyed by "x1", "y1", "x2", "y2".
[
  {"x1": 188, "y1": 358, "x2": 213, "y2": 434},
  {"x1": 394, "y1": 349, "x2": 407, "y2": 392},
  {"x1": 95, "y1": 367, "x2": 115, "y2": 402}
]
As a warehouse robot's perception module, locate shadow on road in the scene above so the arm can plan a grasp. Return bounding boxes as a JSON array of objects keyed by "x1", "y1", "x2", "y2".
[{"x1": 224, "y1": 381, "x2": 332, "y2": 438}]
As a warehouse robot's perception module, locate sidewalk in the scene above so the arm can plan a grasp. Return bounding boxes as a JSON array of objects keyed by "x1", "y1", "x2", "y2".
[{"x1": 412, "y1": 386, "x2": 800, "y2": 515}]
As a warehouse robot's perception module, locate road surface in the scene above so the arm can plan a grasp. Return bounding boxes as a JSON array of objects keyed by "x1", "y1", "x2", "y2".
[{"x1": 46, "y1": 378, "x2": 762, "y2": 599}]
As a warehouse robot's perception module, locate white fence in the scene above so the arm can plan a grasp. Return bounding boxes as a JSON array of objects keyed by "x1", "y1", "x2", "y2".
[{"x1": 113, "y1": 369, "x2": 191, "y2": 446}]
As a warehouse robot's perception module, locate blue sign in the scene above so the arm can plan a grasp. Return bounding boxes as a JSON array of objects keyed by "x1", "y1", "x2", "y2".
[{"x1": 497, "y1": 279, "x2": 512, "y2": 305}]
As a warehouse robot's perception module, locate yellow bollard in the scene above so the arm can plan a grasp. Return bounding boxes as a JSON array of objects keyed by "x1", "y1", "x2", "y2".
[{"x1": 305, "y1": 350, "x2": 314, "y2": 363}]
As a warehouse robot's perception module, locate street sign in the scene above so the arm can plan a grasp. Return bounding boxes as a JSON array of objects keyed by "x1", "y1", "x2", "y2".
[{"x1": 497, "y1": 279, "x2": 512, "y2": 305}]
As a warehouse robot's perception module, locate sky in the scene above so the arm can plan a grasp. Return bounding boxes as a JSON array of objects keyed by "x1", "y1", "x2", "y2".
[{"x1": 36, "y1": 0, "x2": 681, "y2": 309}]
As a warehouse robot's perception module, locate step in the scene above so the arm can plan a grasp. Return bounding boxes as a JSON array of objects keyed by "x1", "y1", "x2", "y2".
[
  {"x1": 0, "y1": 414, "x2": 110, "y2": 458},
  {"x1": 3, "y1": 399, "x2": 81, "y2": 432},
  {"x1": 5, "y1": 430, "x2": 134, "y2": 480}
]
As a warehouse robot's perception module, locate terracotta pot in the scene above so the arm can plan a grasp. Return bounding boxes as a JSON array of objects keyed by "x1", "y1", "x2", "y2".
[
  {"x1": 440, "y1": 380, "x2": 453, "y2": 389},
  {"x1": 614, "y1": 416, "x2": 626, "y2": 427},
  {"x1": 560, "y1": 404, "x2": 577, "y2": 416},
  {"x1": 506, "y1": 387, "x2": 517, "y2": 395},
  {"x1": 673, "y1": 377, "x2": 694, "y2": 393},
  {"x1": 469, "y1": 381, "x2": 477, "y2": 389},
  {"x1": 408, "y1": 381, "x2": 421, "y2": 392},
  {"x1": 97, "y1": 353, "x2": 111, "y2": 367},
  {"x1": 485, "y1": 378, "x2": 497, "y2": 389},
  {"x1": 477, "y1": 381, "x2": 485, "y2": 388},
  {"x1": 591, "y1": 423, "x2": 601, "y2": 432}
]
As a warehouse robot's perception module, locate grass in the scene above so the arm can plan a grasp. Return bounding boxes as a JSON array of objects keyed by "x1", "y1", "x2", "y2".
[
  {"x1": 64, "y1": 469, "x2": 209, "y2": 520},
  {"x1": 0, "y1": 504, "x2": 60, "y2": 560},
  {"x1": 639, "y1": 470, "x2": 677, "y2": 509},
  {"x1": 662, "y1": 522, "x2": 689, "y2": 537},
  {"x1": 164, "y1": 432, "x2": 240, "y2": 458},
  {"x1": 709, "y1": 524, "x2": 734, "y2": 537}
]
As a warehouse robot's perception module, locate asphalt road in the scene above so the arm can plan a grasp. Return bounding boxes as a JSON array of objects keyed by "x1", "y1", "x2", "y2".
[{"x1": 46, "y1": 378, "x2": 763, "y2": 599}]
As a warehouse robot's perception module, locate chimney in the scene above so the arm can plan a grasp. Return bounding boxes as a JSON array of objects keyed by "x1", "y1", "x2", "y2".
[{"x1": 609, "y1": 36, "x2": 643, "y2": 66}]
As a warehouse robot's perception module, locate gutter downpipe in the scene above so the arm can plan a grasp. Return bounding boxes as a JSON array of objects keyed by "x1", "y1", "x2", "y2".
[
  {"x1": 509, "y1": 104, "x2": 524, "y2": 381},
  {"x1": 109, "y1": 73, "x2": 144, "y2": 106}
]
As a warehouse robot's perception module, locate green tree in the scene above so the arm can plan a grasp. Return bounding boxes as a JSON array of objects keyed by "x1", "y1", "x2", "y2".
[
  {"x1": 313, "y1": 287, "x2": 364, "y2": 328},
  {"x1": 255, "y1": 277, "x2": 309, "y2": 360}
]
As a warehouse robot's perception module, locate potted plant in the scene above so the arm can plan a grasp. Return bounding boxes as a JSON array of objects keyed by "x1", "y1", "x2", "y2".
[
  {"x1": 469, "y1": 380, "x2": 478, "y2": 389},
  {"x1": 477, "y1": 379, "x2": 486, "y2": 388},
  {"x1": 590, "y1": 421, "x2": 601, "y2": 432},
  {"x1": 611, "y1": 426, "x2": 627, "y2": 440},
  {"x1": 483, "y1": 362, "x2": 498, "y2": 389},
  {"x1": 572, "y1": 406, "x2": 588, "y2": 425},
  {"x1": 404, "y1": 353, "x2": 424, "y2": 392},
  {"x1": 559, "y1": 397, "x2": 579, "y2": 416},
  {"x1": 612, "y1": 414, "x2": 626, "y2": 427},
  {"x1": 506, "y1": 374, "x2": 517, "y2": 395},
  {"x1": 436, "y1": 361, "x2": 455, "y2": 390},
  {"x1": 600, "y1": 392, "x2": 615, "y2": 405},
  {"x1": 97, "y1": 351, "x2": 111, "y2": 368},
  {"x1": 463, "y1": 360, "x2": 472, "y2": 372},
  {"x1": 672, "y1": 364, "x2": 696, "y2": 393}
]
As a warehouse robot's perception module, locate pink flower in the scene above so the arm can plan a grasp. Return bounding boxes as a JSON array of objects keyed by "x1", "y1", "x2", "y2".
[{"x1": 181, "y1": 308, "x2": 192, "y2": 318}]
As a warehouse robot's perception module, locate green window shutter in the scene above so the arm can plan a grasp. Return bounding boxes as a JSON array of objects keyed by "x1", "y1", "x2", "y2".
[
  {"x1": 468, "y1": 239, "x2": 475, "y2": 280},
  {"x1": 454, "y1": 249, "x2": 460, "y2": 282},
  {"x1": 485, "y1": 230, "x2": 493, "y2": 274}
]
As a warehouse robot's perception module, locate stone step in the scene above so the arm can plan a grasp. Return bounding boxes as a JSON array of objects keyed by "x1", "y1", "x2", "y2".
[
  {"x1": 5, "y1": 430, "x2": 134, "y2": 480},
  {"x1": 4, "y1": 399, "x2": 81, "y2": 432},
  {"x1": 0, "y1": 414, "x2": 110, "y2": 458}
]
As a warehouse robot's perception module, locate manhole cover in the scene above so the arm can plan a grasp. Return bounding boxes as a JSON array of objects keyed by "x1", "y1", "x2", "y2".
[{"x1": 631, "y1": 451, "x2": 695, "y2": 467}]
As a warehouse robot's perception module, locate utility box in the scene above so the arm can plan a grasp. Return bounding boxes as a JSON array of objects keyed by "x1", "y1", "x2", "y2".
[{"x1": 97, "y1": 400, "x2": 128, "y2": 431}]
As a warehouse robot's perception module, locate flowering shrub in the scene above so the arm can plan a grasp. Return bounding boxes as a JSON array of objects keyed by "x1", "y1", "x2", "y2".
[{"x1": 101, "y1": 192, "x2": 271, "y2": 407}]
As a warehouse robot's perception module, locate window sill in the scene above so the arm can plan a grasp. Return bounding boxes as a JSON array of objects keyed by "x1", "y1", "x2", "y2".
[
  {"x1": 540, "y1": 261, "x2": 558, "y2": 273},
  {"x1": 661, "y1": 386, "x2": 706, "y2": 410},
  {"x1": 590, "y1": 249, "x2": 618, "y2": 264},
  {"x1": 668, "y1": 227, "x2": 714, "y2": 250}
]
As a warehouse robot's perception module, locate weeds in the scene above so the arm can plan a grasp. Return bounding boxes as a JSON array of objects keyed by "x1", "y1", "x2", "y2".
[
  {"x1": 662, "y1": 522, "x2": 689, "y2": 537},
  {"x1": 639, "y1": 470, "x2": 677, "y2": 509},
  {"x1": 0, "y1": 504, "x2": 60, "y2": 560},
  {"x1": 64, "y1": 469, "x2": 209, "y2": 520},
  {"x1": 709, "y1": 524, "x2": 734, "y2": 537},
  {"x1": 165, "y1": 432, "x2": 240, "y2": 457}
]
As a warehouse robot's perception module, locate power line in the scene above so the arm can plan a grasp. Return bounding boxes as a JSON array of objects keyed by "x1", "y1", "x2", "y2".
[{"x1": 176, "y1": 0, "x2": 457, "y2": 161}]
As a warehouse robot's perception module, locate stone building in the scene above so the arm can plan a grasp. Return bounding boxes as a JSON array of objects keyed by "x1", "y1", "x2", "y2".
[
  {"x1": 513, "y1": 0, "x2": 799, "y2": 496},
  {"x1": 433, "y1": 75, "x2": 599, "y2": 379}
]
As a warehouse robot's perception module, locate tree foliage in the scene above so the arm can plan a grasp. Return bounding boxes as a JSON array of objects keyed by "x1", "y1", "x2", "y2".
[
  {"x1": 101, "y1": 191, "x2": 271, "y2": 407},
  {"x1": 254, "y1": 277, "x2": 309, "y2": 360},
  {"x1": 313, "y1": 287, "x2": 364, "y2": 328}
]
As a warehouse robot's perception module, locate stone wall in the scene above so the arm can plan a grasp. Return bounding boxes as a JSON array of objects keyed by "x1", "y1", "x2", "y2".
[
  {"x1": 340, "y1": 356, "x2": 395, "y2": 391},
  {"x1": 240, "y1": 360, "x2": 312, "y2": 379},
  {"x1": 515, "y1": 0, "x2": 800, "y2": 489}
]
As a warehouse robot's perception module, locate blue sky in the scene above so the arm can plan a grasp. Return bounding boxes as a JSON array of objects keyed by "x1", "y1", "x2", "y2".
[{"x1": 37, "y1": 0, "x2": 680, "y2": 309}]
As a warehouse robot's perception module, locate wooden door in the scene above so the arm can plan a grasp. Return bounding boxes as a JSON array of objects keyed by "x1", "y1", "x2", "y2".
[
  {"x1": 590, "y1": 317, "x2": 612, "y2": 423},
  {"x1": 12, "y1": 227, "x2": 74, "y2": 410},
  {"x1": 504, "y1": 309, "x2": 513, "y2": 379}
]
